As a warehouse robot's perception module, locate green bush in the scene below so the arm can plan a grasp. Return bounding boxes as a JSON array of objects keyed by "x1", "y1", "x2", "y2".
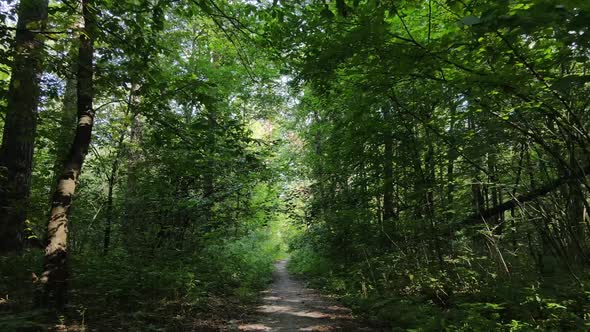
[{"x1": 286, "y1": 240, "x2": 590, "y2": 331}]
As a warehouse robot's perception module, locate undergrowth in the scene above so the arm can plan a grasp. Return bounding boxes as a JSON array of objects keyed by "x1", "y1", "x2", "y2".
[
  {"x1": 0, "y1": 225, "x2": 283, "y2": 331},
  {"x1": 288, "y1": 234, "x2": 590, "y2": 331}
]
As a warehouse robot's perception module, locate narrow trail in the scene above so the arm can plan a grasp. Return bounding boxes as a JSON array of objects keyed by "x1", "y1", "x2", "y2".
[{"x1": 236, "y1": 260, "x2": 378, "y2": 332}]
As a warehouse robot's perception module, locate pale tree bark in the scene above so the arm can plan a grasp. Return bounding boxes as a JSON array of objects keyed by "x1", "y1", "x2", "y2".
[
  {"x1": 38, "y1": 0, "x2": 94, "y2": 309},
  {"x1": 0, "y1": 0, "x2": 48, "y2": 254}
]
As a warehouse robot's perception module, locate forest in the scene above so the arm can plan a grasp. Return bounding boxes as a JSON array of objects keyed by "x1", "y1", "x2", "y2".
[{"x1": 0, "y1": 0, "x2": 589, "y2": 331}]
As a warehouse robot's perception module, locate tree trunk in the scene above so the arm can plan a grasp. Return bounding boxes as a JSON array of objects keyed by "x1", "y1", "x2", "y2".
[
  {"x1": 382, "y1": 108, "x2": 395, "y2": 224},
  {"x1": 103, "y1": 133, "x2": 126, "y2": 255},
  {"x1": 487, "y1": 152, "x2": 501, "y2": 230},
  {"x1": 446, "y1": 106, "x2": 456, "y2": 208},
  {"x1": 51, "y1": 45, "x2": 79, "y2": 191},
  {"x1": 565, "y1": 145, "x2": 588, "y2": 262},
  {"x1": 122, "y1": 84, "x2": 142, "y2": 247},
  {"x1": 459, "y1": 162, "x2": 590, "y2": 227},
  {"x1": 510, "y1": 144, "x2": 525, "y2": 248},
  {"x1": 424, "y1": 109, "x2": 443, "y2": 268},
  {"x1": 104, "y1": 86, "x2": 138, "y2": 254},
  {"x1": 203, "y1": 108, "x2": 217, "y2": 226},
  {"x1": 38, "y1": 0, "x2": 94, "y2": 309},
  {"x1": 125, "y1": 84, "x2": 142, "y2": 198},
  {"x1": 0, "y1": 0, "x2": 49, "y2": 254}
]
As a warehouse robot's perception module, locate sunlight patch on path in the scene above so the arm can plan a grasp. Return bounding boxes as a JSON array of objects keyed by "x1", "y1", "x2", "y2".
[
  {"x1": 236, "y1": 260, "x2": 376, "y2": 331},
  {"x1": 239, "y1": 323, "x2": 272, "y2": 331}
]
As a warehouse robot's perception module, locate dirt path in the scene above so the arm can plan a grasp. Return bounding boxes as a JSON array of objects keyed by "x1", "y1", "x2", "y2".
[{"x1": 235, "y1": 260, "x2": 379, "y2": 332}]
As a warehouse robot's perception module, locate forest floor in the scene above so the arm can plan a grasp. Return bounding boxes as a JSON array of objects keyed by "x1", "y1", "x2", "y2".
[{"x1": 232, "y1": 260, "x2": 381, "y2": 332}]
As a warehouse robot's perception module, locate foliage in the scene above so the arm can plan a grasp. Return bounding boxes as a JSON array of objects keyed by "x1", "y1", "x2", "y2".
[
  {"x1": 288, "y1": 242, "x2": 590, "y2": 331},
  {"x1": 0, "y1": 0, "x2": 289, "y2": 329},
  {"x1": 2, "y1": 0, "x2": 590, "y2": 330},
  {"x1": 272, "y1": 0, "x2": 590, "y2": 330}
]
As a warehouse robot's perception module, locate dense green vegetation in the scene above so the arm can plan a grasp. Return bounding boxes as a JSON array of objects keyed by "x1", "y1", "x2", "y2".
[
  {"x1": 282, "y1": 0, "x2": 590, "y2": 330},
  {"x1": 1, "y1": 0, "x2": 590, "y2": 331}
]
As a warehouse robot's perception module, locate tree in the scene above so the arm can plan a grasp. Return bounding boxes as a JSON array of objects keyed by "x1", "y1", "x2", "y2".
[
  {"x1": 0, "y1": 0, "x2": 49, "y2": 253},
  {"x1": 38, "y1": 0, "x2": 94, "y2": 308}
]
